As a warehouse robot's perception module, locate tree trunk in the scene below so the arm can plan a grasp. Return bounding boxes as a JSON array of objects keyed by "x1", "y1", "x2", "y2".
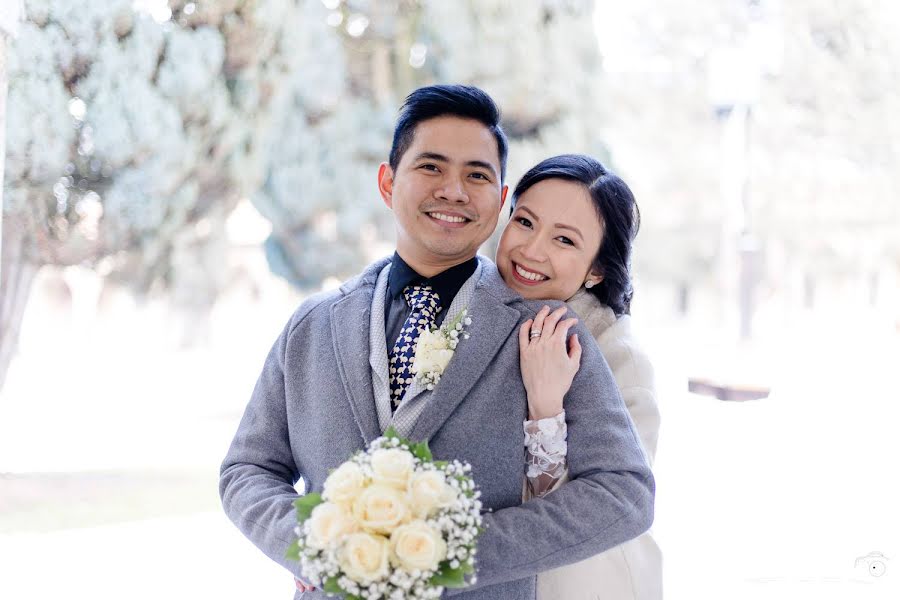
[
  {"x1": 0, "y1": 216, "x2": 38, "y2": 393},
  {"x1": 1, "y1": 34, "x2": 6, "y2": 271},
  {"x1": 1, "y1": 14, "x2": 40, "y2": 395}
]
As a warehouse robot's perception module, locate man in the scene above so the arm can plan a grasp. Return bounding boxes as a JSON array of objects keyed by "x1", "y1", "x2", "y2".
[{"x1": 220, "y1": 85, "x2": 654, "y2": 599}]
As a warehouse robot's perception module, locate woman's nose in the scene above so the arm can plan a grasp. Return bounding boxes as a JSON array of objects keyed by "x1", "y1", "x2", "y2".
[{"x1": 520, "y1": 236, "x2": 547, "y2": 261}]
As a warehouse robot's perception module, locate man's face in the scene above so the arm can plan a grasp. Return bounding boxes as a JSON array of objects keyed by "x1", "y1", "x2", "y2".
[{"x1": 378, "y1": 116, "x2": 508, "y2": 275}]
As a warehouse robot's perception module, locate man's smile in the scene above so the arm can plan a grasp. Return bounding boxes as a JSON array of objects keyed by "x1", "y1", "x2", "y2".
[{"x1": 424, "y1": 210, "x2": 473, "y2": 228}]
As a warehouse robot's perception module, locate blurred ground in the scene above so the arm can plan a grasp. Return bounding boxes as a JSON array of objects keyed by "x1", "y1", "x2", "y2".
[{"x1": 1, "y1": 268, "x2": 898, "y2": 599}]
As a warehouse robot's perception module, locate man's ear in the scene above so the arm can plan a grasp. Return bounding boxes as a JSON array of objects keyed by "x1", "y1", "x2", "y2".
[
  {"x1": 499, "y1": 184, "x2": 509, "y2": 211},
  {"x1": 378, "y1": 163, "x2": 394, "y2": 208}
]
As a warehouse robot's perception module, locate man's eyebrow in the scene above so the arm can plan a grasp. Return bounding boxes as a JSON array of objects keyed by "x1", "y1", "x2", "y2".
[
  {"x1": 412, "y1": 153, "x2": 499, "y2": 179},
  {"x1": 516, "y1": 206, "x2": 584, "y2": 240},
  {"x1": 466, "y1": 160, "x2": 499, "y2": 178},
  {"x1": 413, "y1": 152, "x2": 449, "y2": 163}
]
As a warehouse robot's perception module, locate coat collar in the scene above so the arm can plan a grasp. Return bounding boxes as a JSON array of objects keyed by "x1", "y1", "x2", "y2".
[
  {"x1": 408, "y1": 256, "x2": 523, "y2": 442},
  {"x1": 331, "y1": 256, "x2": 391, "y2": 443},
  {"x1": 332, "y1": 255, "x2": 525, "y2": 445}
]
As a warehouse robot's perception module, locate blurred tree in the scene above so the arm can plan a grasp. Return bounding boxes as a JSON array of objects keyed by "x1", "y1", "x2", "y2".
[
  {"x1": 593, "y1": 0, "x2": 900, "y2": 329},
  {"x1": 1, "y1": 0, "x2": 23, "y2": 391},
  {"x1": 2, "y1": 0, "x2": 615, "y2": 392},
  {"x1": 1, "y1": 0, "x2": 311, "y2": 389}
]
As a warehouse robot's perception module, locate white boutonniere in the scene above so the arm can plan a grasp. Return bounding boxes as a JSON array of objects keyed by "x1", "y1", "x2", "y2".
[{"x1": 411, "y1": 309, "x2": 472, "y2": 390}]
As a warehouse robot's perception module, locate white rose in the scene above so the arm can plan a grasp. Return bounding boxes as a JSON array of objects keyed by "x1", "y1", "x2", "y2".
[
  {"x1": 306, "y1": 501, "x2": 358, "y2": 549},
  {"x1": 407, "y1": 470, "x2": 455, "y2": 518},
  {"x1": 411, "y1": 331, "x2": 454, "y2": 375},
  {"x1": 370, "y1": 448, "x2": 415, "y2": 489},
  {"x1": 389, "y1": 520, "x2": 447, "y2": 573},
  {"x1": 352, "y1": 483, "x2": 411, "y2": 534},
  {"x1": 338, "y1": 532, "x2": 391, "y2": 584},
  {"x1": 323, "y1": 462, "x2": 366, "y2": 504}
]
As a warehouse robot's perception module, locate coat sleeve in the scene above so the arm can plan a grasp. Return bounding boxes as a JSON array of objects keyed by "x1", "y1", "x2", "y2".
[
  {"x1": 219, "y1": 314, "x2": 304, "y2": 575},
  {"x1": 448, "y1": 319, "x2": 655, "y2": 594}
]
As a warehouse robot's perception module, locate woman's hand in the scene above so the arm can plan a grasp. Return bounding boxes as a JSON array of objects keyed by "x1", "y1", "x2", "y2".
[
  {"x1": 295, "y1": 578, "x2": 316, "y2": 594},
  {"x1": 518, "y1": 305, "x2": 582, "y2": 420}
]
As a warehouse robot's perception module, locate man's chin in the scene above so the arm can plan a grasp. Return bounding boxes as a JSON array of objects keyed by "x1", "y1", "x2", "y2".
[{"x1": 420, "y1": 242, "x2": 481, "y2": 263}]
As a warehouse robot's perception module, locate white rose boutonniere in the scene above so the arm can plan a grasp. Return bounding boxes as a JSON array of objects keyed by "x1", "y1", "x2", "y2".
[{"x1": 411, "y1": 308, "x2": 472, "y2": 390}]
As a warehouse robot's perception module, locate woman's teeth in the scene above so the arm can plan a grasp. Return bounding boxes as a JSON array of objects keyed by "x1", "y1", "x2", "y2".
[{"x1": 515, "y1": 264, "x2": 548, "y2": 281}]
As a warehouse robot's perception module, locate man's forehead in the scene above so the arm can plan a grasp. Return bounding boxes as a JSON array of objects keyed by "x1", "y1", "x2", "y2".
[{"x1": 405, "y1": 116, "x2": 501, "y2": 168}]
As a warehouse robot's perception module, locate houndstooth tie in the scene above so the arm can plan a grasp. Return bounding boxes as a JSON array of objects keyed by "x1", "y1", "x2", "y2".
[{"x1": 388, "y1": 284, "x2": 442, "y2": 411}]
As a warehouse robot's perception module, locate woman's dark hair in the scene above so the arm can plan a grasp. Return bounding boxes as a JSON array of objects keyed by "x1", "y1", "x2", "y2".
[
  {"x1": 390, "y1": 84, "x2": 509, "y2": 183},
  {"x1": 511, "y1": 154, "x2": 641, "y2": 315}
]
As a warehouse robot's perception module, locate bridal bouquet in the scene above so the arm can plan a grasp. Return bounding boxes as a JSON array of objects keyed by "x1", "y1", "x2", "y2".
[{"x1": 287, "y1": 428, "x2": 484, "y2": 599}]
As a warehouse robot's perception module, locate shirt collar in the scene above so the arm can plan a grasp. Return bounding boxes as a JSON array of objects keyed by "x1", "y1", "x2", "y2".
[{"x1": 388, "y1": 252, "x2": 478, "y2": 308}]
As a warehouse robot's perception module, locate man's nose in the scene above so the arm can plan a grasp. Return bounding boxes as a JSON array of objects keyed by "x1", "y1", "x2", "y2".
[{"x1": 436, "y1": 176, "x2": 469, "y2": 203}]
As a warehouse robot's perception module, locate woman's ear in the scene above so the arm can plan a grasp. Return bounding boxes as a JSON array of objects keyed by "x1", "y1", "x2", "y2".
[{"x1": 584, "y1": 269, "x2": 604, "y2": 289}]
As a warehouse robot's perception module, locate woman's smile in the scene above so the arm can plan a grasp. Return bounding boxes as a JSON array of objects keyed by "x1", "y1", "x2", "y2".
[{"x1": 511, "y1": 262, "x2": 550, "y2": 284}]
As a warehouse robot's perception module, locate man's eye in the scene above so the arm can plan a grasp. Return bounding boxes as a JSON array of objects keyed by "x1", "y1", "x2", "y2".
[
  {"x1": 470, "y1": 172, "x2": 490, "y2": 181},
  {"x1": 516, "y1": 217, "x2": 533, "y2": 228},
  {"x1": 420, "y1": 164, "x2": 439, "y2": 172},
  {"x1": 556, "y1": 236, "x2": 575, "y2": 246}
]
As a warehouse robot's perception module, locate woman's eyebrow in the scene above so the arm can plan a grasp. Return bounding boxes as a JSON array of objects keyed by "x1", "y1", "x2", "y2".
[
  {"x1": 516, "y1": 206, "x2": 583, "y2": 240},
  {"x1": 554, "y1": 223, "x2": 583, "y2": 240},
  {"x1": 517, "y1": 206, "x2": 541, "y2": 221}
]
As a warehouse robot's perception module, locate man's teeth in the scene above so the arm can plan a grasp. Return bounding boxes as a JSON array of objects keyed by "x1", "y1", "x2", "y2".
[
  {"x1": 430, "y1": 212, "x2": 467, "y2": 223},
  {"x1": 515, "y1": 264, "x2": 548, "y2": 281}
]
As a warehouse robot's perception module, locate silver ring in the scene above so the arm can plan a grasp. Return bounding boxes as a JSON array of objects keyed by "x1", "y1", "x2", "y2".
[{"x1": 529, "y1": 330, "x2": 542, "y2": 339}]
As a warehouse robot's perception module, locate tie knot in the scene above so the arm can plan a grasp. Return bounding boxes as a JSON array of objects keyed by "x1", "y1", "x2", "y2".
[{"x1": 403, "y1": 284, "x2": 441, "y2": 315}]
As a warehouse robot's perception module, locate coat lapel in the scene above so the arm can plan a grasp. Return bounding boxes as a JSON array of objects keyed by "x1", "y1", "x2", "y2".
[
  {"x1": 409, "y1": 259, "x2": 522, "y2": 443},
  {"x1": 331, "y1": 260, "x2": 390, "y2": 444}
]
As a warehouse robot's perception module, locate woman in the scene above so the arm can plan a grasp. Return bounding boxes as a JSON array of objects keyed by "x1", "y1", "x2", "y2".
[{"x1": 498, "y1": 154, "x2": 662, "y2": 600}]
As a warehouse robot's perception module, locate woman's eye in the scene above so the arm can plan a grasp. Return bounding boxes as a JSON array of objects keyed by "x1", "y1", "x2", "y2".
[
  {"x1": 516, "y1": 217, "x2": 533, "y2": 228},
  {"x1": 556, "y1": 236, "x2": 575, "y2": 246}
]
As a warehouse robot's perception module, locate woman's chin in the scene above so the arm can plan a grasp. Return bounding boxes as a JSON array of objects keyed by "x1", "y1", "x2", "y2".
[{"x1": 509, "y1": 280, "x2": 567, "y2": 301}]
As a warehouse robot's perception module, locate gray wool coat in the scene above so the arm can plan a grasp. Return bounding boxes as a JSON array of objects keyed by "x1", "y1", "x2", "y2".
[{"x1": 219, "y1": 256, "x2": 654, "y2": 600}]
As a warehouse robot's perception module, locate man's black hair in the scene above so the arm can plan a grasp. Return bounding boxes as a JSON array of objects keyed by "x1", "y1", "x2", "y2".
[{"x1": 389, "y1": 84, "x2": 509, "y2": 182}]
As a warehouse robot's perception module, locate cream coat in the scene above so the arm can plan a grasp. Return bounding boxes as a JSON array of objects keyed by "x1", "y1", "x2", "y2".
[{"x1": 535, "y1": 289, "x2": 662, "y2": 600}]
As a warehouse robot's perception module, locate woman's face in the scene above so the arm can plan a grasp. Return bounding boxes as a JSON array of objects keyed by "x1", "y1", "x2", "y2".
[{"x1": 496, "y1": 178, "x2": 604, "y2": 301}]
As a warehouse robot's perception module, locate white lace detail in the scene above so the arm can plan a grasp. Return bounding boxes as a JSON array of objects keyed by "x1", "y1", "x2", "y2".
[{"x1": 524, "y1": 411, "x2": 568, "y2": 493}]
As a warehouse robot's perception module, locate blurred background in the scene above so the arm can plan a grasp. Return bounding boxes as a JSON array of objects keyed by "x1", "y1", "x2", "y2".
[{"x1": 1, "y1": 0, "x2": 899, "y2": 598}]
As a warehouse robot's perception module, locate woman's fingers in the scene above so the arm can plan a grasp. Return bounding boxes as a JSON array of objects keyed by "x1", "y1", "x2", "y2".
[
  {"x1": 531, "y1": 306, "x2": 551, "y2": 340},
  {"x1": 539, "y1": 306, "x2": 568, "y2": 340},
  {"x1": 552, "y1": 317, "x2": 579, "y2": 343},
  {"x1": 568, "y1": 332, "x2": 582, "y2": 363},
  {"x1": 519, "y1": 319, "x2": 533, "y2": 350}
]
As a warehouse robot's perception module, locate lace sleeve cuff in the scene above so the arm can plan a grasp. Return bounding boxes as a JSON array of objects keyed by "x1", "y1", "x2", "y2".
[{"x1": 524, "y1": 411, "x2": 568, "y2": 496}]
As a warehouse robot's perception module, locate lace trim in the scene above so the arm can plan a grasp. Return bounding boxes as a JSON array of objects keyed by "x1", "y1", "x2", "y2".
[{"x1": 524, "y1": 411, "x2": 568, "y2": 488}]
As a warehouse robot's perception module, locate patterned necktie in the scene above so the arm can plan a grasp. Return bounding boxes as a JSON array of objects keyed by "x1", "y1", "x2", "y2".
[{"x1": 388, "y1": 284, "x2": 442, "y2": 410}]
